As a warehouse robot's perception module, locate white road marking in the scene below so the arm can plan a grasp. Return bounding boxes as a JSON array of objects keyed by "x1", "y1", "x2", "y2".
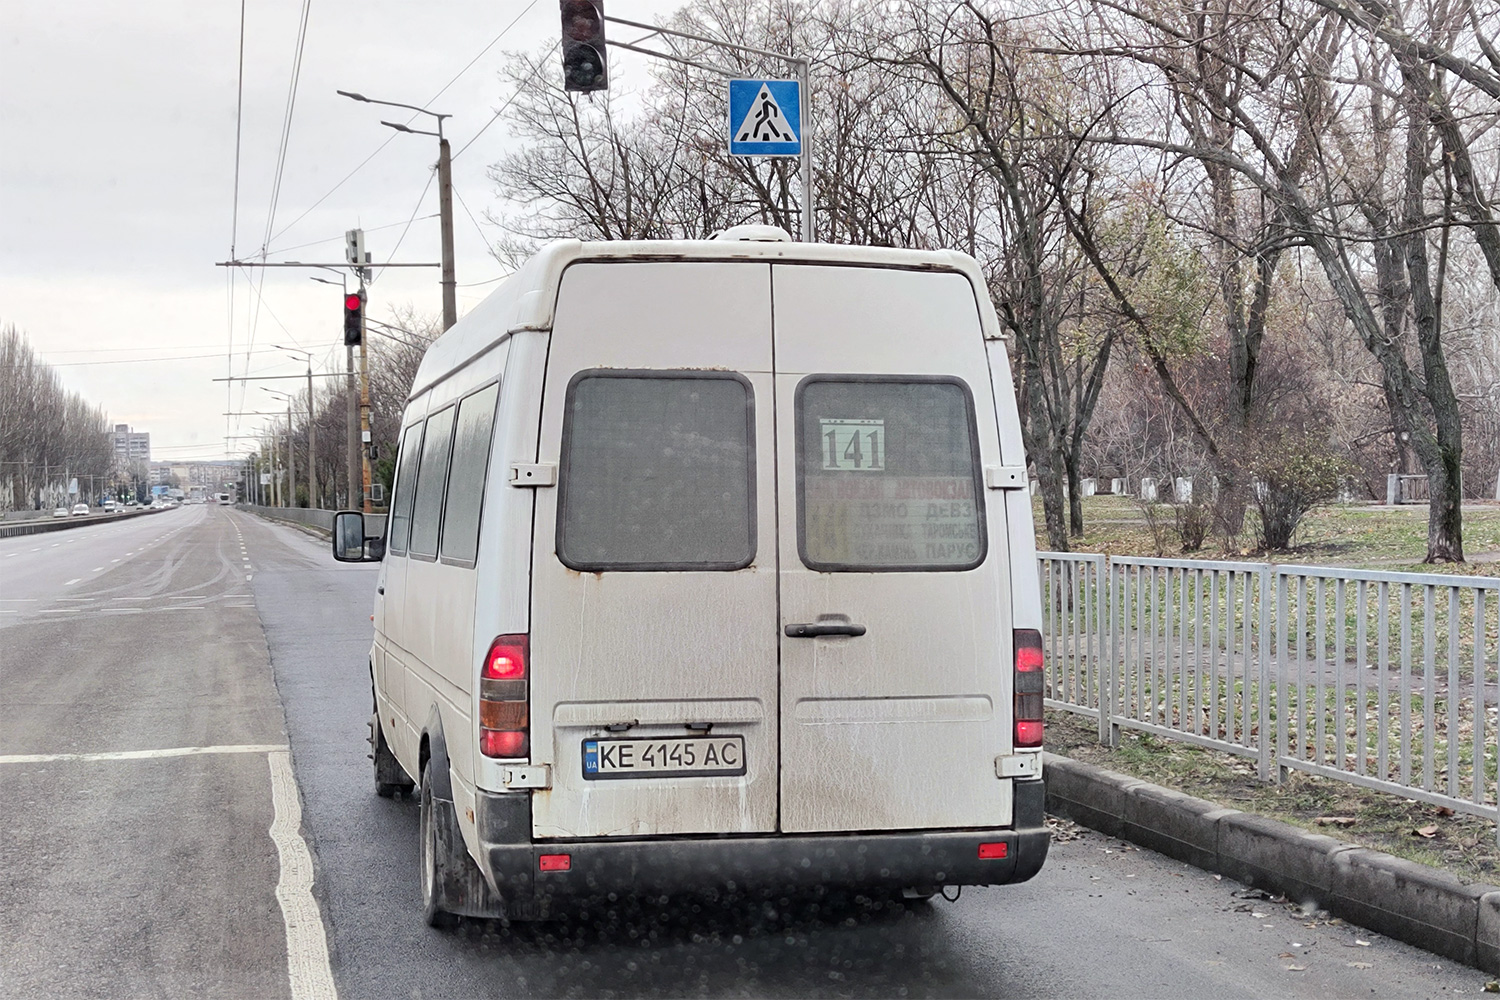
[
  {"x1": 111, "y1": 558, "x2": 120, "y2": 563},
  {"x1": 64, "y1": 578, "x2": 80, "y2": 586},
  {"x1": 98, "y1": 608, "x2": 144, "y2": 614},
  {"x1": 0, "y1": 599, "x2": 38, "y2": 603},
  {"x1": 267, "y1": 750, "x2": 339, "y2": 1000},
  {"x1": 91, "y1": 567, "x2": 103, "y2": 572},
  {"x1": 169, "y1": 596, "x2": 204, "y2": 601},
  {"x1": 0, "y1": 743, "x2": 289, "y2": 765},
  {"x1": 37, "y1": 609, "x2": 77, "y2": 614},
  {"x1": 166, "y1": 606, "x2": 205, "y2": 611}
]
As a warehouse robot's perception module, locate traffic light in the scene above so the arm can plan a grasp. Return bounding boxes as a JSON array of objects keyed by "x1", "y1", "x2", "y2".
[
  {"x1": 345, "y1": 229, "x2": 365, "y2": 267},
  {"x1": 343, "y1": 290, "x2": 364, "y2": 346},
  {"x1": 560, "y1": 0, "x2": 607, "y2": 92}
]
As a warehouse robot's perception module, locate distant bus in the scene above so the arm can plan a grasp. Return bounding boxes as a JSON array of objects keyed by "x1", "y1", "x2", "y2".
[{"x1": 214, "y1": 493, "x2": 231, "y2": 504}]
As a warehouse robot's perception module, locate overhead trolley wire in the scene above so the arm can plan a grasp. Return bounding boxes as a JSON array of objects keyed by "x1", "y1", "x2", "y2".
[
  {"x1": 240, "y1": 0, "x2": 313, "y2": 435},
  {"x1": 267, "y1": 0, "x2": 540, "y2": 249}
]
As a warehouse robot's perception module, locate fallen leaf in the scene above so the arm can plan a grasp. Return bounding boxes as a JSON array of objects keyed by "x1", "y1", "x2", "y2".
[
  {"x1": 1285, "y1": 964, "x2": 1307, "y2": 972},
  {"x1": 1252, "y1": 912, "x2": 1269, "y2": 919},
  {"x1": 1347, "y1": 962, "x2": 1372, "y2": 970},
  {"x1": 1316, "y1": 816, "x2": 1357, "y2": 827},
  {"x1": 1414, "y1": 825, "x2": 1439, "y2": 838},
  {"x1": 1483, "y1": 979, "x2": 1499, "y2": 993},
  {"x1": 1435, "y1": 806, "x2": 1456, "y2": 817},
  {"x1": 1355, "y1": 939, "x2": 1371, "y2": 947},
  {"x1": 1279, "y1": 952, "x2": 1295, "y2": 959}
]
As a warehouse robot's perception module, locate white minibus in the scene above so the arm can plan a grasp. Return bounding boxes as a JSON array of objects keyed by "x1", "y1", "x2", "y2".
[{"x1": 333, "y1": 228, "x2": 1048, "y2": 925}]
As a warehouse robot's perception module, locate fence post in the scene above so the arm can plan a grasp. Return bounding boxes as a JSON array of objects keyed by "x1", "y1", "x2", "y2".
[
  {"x1": 1097, "y1": 554, "x2": 1110, "y2": 745},
  {"x1": 1258, "y1": 565, "x2": 1273, "y2": 781}
]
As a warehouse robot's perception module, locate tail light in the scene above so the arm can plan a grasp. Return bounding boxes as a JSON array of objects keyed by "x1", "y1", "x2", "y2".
[
  {"x1": 1014, "y1": 628, "x2": 1044, "y2": 748},
  {"x1": 480, "y1": 634, "x2": 529, "y2": 758}
]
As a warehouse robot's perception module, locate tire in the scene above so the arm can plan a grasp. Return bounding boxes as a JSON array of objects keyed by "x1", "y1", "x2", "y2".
[
  {"x1": 370, "y1": 712, "x2": 413, "y2": 799},
  {"x1": 419, "y1": 761, "x2": 462, "y2": 929}
]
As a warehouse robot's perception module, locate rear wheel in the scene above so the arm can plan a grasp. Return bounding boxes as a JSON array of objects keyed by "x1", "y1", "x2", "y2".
[
  {"x1": 419, "y1": 762, "x2": 462, "y2": 928},
  {"x1": 369, "y1": 712, "x2": 413, "y2": 799}
]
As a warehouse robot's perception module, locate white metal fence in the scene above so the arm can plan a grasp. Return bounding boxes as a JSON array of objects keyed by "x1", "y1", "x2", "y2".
[{"x1": 1039, "y1": 553, "x2": 1500, "y2": 835}]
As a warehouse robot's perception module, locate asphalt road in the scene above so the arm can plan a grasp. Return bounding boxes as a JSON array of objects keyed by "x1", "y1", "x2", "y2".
[{"x1": 1, "y1": 505, "x2": 1491, "y2": 998}]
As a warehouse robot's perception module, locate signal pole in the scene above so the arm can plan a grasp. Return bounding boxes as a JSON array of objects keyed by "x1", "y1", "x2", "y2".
[{"x1": 359, "y1": 273, "x2": 373, "y2": 514}]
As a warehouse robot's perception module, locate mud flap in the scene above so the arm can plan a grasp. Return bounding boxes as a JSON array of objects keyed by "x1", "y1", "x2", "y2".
[{"x1": 426, "y1": 784, "x2": 505, "y2": 919}]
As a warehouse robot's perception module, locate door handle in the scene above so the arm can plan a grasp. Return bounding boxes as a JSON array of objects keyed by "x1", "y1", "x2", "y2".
[
  {"x1": 377, "y1": 586, "x2": 385, "y2": 595},
  {"x1": 784, "y1": 622, "x2": 867, "y2": 638}
]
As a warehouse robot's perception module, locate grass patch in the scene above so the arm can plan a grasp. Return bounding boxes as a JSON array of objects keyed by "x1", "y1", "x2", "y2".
[
  {"x1": 1037, "y1": 496, "x2": 1500, "y2": 571},
  {"x1": 1047, "y1": 708, "x2": 1500, "y2": 884}
]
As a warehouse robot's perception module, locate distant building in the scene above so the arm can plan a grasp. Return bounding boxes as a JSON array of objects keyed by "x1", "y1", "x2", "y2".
[
  {"x1": 112, "y1": 424, "x2": 150, "y2": 464},
  {"x1": 149, "y1": 459, "x2": 241, "y2": 490}
]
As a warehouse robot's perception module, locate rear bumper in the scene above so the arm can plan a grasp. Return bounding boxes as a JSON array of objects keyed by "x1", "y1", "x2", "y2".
[{"x1": 473, "y1": 777, "x2": 1049, "y2": 911}]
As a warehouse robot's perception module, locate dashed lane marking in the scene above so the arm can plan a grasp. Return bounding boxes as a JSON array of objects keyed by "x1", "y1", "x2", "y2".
[{"x1": 64, "y1": 578, "x2": 80, "y2": 586}]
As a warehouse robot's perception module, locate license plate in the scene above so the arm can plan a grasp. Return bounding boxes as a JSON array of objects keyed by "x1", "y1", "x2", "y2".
[{"x1": 582, "y1": 736, "x2": 746, "y2": 780}]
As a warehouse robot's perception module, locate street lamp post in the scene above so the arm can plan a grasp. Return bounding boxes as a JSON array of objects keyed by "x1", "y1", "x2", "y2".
[
  {"x1": 273, "y1": 345, "x2": 318, "y2": 509},
  {"x1": 337, "y1": 90, "x2": 456, "y2": 332},
  {"x1": 262, "y1": 387, "x2": 295, "y2": 507}
]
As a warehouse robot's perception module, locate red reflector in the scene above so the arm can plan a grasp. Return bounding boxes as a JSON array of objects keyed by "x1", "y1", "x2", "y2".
[
  {"x1": 480, "y1": 729, "x2": 528, "y2": 758},
  {"x1": 978, "y1": 842, "x2": 1008, "y2": 860},
  {"x1": 538, "y1": 854, "x2": 571, "y2": 872},
  {"x1": 1015, "y1": 719, "x2": 1044, "y2": 747},
  {"x1": 484, "y1": 635, "x2": 528, "y2": 680}
]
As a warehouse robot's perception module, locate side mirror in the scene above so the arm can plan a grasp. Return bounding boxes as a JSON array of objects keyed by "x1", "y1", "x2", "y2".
[{"x1": 332, "y1": 511, "x2": 379, "y2": 562}]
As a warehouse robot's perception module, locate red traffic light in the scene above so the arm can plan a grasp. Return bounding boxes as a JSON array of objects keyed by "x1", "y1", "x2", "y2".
[
  {"x1": 345, "y1": 293, "x2": 362, "y2": 311},
  {"x1": 561, "y1": 0, "x2": 600, "y2": 40}
]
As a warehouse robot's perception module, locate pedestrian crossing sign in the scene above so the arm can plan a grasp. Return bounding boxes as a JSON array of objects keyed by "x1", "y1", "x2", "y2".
[{"x1": 728, "y1": 79, "x2": 802, "y2": 157}]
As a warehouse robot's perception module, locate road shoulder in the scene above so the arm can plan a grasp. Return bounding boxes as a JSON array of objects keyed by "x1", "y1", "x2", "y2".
[{"x1": 1044, "y1": 751, "x2": 1500, "y2": 973}]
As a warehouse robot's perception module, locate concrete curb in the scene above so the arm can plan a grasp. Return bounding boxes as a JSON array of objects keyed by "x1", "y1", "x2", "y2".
[{"x1": 1043, "y1": 752, "x2": 1500, "y2": 973}]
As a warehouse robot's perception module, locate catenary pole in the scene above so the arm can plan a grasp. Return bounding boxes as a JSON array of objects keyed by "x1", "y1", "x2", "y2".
[
  {"x1": 306, "y1": 359, "x2": 317, "y2": 508},
  {"x1": 438, "y1": 128, "x2": 457, "y2": 330}
]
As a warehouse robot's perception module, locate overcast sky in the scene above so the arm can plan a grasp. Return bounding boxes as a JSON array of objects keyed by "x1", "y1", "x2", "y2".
[{"x1": 1, "y1": 0, "x2": 680, "y2": 462}]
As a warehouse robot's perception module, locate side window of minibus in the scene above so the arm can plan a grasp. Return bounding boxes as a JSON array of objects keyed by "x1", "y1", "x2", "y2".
[
  {"x1": 439, "y1": 382, "x2": 500, "y2": 567},
  {"x1": 386, "y1": 421, "x2": 425, "y2": 557},
  {"x1": 407, "y1": 405, "x2": 457, "y2": 560}
]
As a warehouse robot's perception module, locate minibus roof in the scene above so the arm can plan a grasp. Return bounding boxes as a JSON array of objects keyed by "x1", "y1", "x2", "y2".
[{"x1": 408, "y1": 239, "x2": 998, "y2": 400}]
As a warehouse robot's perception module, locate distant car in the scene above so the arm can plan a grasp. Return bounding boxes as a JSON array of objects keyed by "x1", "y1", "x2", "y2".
[
  {"x1": 52, "y1": 507, "x2": 68, "y2": 518},
  {"x1": 70, "y1": 504, "x2": 89, "y2": 516},
  {"x1": 102, "y1": 500, "x2": 116, "y2": 513}
]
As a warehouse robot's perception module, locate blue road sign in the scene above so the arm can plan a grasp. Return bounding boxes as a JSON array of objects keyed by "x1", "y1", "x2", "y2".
[{"x1": 728, "y1": 79, "x2": 801, "y2": 157}]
